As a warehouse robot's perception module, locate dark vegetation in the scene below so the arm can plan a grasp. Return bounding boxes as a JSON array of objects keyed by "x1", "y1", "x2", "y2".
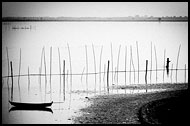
[{"x1": 2, "y1": 16, "x2": 188, "y2": 22}]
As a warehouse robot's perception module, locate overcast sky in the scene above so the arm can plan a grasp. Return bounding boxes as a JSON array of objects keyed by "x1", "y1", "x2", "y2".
[{"x1": 2, "y1": 2, "x2": 188, "y2": 17}]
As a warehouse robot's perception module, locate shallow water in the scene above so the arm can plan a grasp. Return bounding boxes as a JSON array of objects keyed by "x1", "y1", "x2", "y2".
[{"x1": 2, "y1": 83, "x2": 172, "y2": 124}]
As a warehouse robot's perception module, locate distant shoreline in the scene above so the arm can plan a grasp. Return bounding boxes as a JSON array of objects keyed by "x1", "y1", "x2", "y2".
[
  {"x1": 2, "y1": 20, "x2": 188, "y2": 22},
  {"x1": 2, "y1": 17, "x2": 188, "y2": 22}
]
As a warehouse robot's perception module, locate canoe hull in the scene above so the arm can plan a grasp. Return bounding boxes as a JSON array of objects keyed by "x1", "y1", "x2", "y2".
[
  {"x1": 9, "y1": 101, "x2": 53, "y2": 108},
  {"x1": 9, "y1": 107, "x2": 53, "y2": 113}
]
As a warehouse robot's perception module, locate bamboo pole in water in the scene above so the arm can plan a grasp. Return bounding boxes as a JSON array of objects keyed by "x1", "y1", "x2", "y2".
[
  {"x1": 38, "y1": 67, "x2": 40, "y2": 87},
  {"x1": 39, "y1": 47, "x2": 44, "y2": 93},
  {"x1": 150, "y1": 42, "x2": 152, "y2": 84},
  {"x1": 170, "y1": 64, "x2": 173, "y2": 83},
  {"x1": 107, "y1": 60, "x2": 110, "y2": 94},
  {"x1": 18, "y1": 48, "x2": 22, "y2": 102},
  {"x1": 85, "y1": 45, "x2": 88, "y2": 94},
  {"x1": 6, "y1": 47, "x2": 10, "y2": 100},
  {"x1": 58, "y1": 48, "x2": 61, "y2": 101},
  {"x1": 99, "y1": 45, "x2": 103, "y2": 93},
  {"x1": 114, "y1": 67, "x2": 117, "y2": 84},
  {"x1": 130, "y1": 46, "x2": 135, "y2": 84},
  {"x1": 154, "y1": 45, "x2": 158, "y2": 83},
  {"x1": 136, "y1": 42, "x2": 139, "y2": 84},
  {"x1": 2, "y1": 78, "x2": 4, "y2": 88},
  {"x1": 145, "y1": 60, "x2": 148, "y2": 93},
  {"x1": 50, "y1": 46, "x2": 52, "y2": 101},
  {"x1": 9, "y1": 63, "x2": 14, "y2": 101},
  {"x1": 129, "y1": 46, "x2": 132, "y2": 84},
  {"x1": 110, "y1": 43, "x2": 114, "y2": 87},
  {"x1": 67, "y1": 43, "x2": 72, "y2": 94},
  {"x1": 81, "y1": 67, "x2": 85, "y2": 83},
  {"x1": 116, "y1": 45, "x2": 121, "y2": 86},
  {"x1": 63, "y1": 60, "x2": 65, "y2": 101},
  {"x1": 92, "y1": 44, "x2": 97, "y2": 93},
  {"x1": 114, "y1": 67, "x2": 117, "y2": 93},
  {"x1": 125, "y1": 46, "x2": 127, "y2": 94},
  {"x1": 66, "y1": 69, "x2": 69, "y2": 92},
  {"x1": 18, "y1": 48, "x2": 21, "y2": 87},
  {"x1": 132, "y1": 51, "x2": 135, "y2": 84},
  {"x1": 103, "y1": 63, "x2": 106, "y2": 92},
  {"x1": 176, "y1": 44, "x2": 181, "y2": 83},
  {"x1": 184, "y1": 64, "x2": 186, "y2": 83},
  {"x1": 10, "y1": 61, "x2": 14, "y2": 101},
  {"x1": 163, "y1": 49, "x2": 166, "y2": 83},
  {"x1": 28, "y1": 66, "x2": 30, "y2": 95},
  {"x1": 44, "y1": 48, "x2": 47, "y2": 102},
  {"x1": 39, "y1": 67, "x2": 42, "y2": 101},
  {"x1": 67, "y1": 44, "x2": 72, "y2": 110}
]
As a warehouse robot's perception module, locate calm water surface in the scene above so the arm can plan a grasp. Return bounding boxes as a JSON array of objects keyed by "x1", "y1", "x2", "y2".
[{"x1": 2, "y1": 21, "x2": 188, "y2": 124}]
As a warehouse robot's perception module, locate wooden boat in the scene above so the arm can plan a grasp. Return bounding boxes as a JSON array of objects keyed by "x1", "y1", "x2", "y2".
[
  {"x1": 9, "y1": 61, "x2": 53, "y2": 110},
  {"x1": 9, "y1": 101, "x2": 53, "y2": 108},
  {"x1": 9, "y1": 106, "x2": 53, "y2": 113}
]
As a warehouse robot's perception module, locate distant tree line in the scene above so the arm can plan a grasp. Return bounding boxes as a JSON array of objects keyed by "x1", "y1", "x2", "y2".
[{"x1": 2, "y1": 16, "x2": 188, "y2": 22}]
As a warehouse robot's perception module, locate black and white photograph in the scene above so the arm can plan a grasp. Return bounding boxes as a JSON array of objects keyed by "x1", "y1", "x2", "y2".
[{"x1": 2, "y1": 2, "x2": 188, "y2": 124}]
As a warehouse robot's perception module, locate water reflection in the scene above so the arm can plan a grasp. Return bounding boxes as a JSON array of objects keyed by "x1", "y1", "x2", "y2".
[{"x1": 9, "y1": 107, "x2": 53, "y2": 113}]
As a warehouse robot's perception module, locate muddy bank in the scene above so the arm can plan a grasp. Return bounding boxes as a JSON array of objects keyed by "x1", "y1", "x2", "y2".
[
  {"x1": 139, "y1": 89, "x2": 188, "y2": 124},
  {"x1": 72, "y1": 89, "x2": 188, "y2": 124}
]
